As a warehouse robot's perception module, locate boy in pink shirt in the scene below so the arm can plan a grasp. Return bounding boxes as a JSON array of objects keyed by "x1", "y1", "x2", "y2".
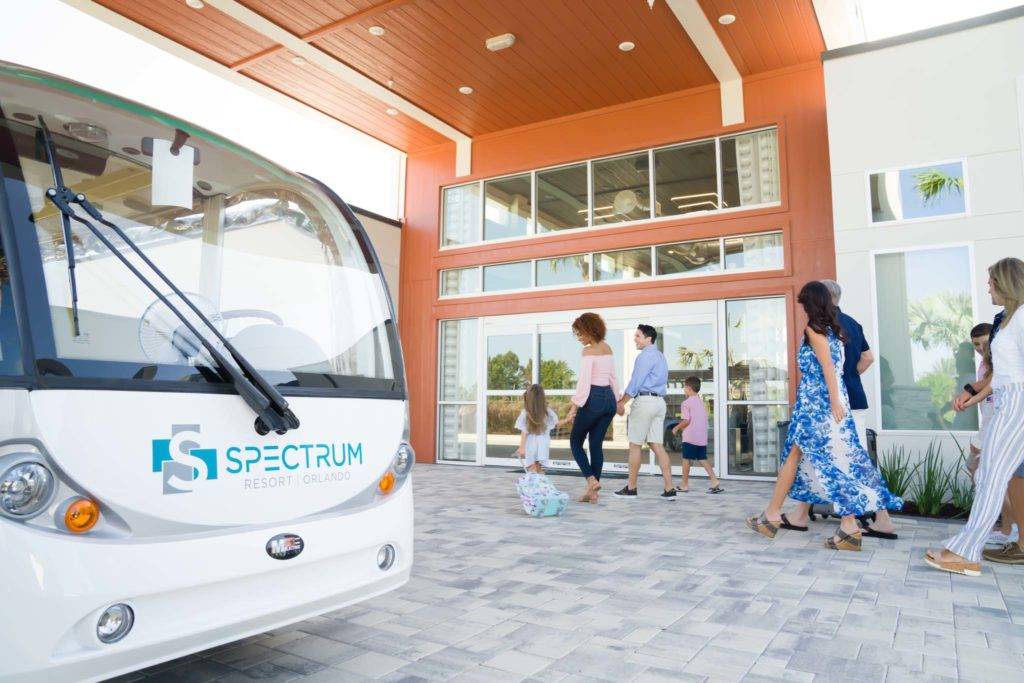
[{"x1": 671, "y1": 376, "x2": 723, "y2": 494}]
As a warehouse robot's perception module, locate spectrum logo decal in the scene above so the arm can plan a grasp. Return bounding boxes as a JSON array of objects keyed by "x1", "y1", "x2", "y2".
[{"x1": 151, "y1": 424, "x2": 365, "y2": 495}]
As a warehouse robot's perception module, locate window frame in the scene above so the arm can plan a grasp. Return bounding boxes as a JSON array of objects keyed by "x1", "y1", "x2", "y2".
[
  {"x1": 439, "y1": 126, "x2": 782, "y2": 250},
  {"x1": 863, "y1": 158, "x2": 970, "y2": 228},
  {"x1": 437, "y1": 230, "x2": 785, "y2": 299},
  {"x1": 867, "y1": 240, "x2": 980, "y2": 436}
]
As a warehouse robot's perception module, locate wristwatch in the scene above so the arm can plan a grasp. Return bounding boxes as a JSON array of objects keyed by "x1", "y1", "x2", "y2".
[{"x1": 963, "y1": 383, "x2": 978, "y2": 397}]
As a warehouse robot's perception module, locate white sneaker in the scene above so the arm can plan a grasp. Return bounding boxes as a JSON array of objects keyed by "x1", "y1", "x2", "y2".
[{"x1": 986, "y1": 524, "x2": 1019, "y2": 546}]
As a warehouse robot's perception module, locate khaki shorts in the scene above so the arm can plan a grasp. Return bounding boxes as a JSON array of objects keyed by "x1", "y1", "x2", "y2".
[{"x1": 627, "y1": 395, "x2": 666, "y2": 445}]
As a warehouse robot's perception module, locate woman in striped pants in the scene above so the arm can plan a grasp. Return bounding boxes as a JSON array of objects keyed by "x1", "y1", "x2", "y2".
[{"x1": 927, "y1": 257, "x2": 1024, "y2": 576}]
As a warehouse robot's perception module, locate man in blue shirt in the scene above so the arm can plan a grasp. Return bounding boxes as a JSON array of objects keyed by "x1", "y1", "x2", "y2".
[{"x1": 614, "y1": 325, "x2": 677, "y2": 500}]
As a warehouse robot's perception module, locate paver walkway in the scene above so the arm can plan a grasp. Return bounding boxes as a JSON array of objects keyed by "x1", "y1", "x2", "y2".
[{"x1": 122, "y1": 465, "x2": 1024, "y2": 682}]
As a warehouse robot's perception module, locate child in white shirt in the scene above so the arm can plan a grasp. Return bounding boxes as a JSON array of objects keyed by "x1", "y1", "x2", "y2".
[{"x1": 515, "y1": 384, "x2": 557, "y2": 473}]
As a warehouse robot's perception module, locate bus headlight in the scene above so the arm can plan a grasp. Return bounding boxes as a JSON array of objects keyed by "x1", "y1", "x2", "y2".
[
  {"x1": 97, "y1": 604, "x2": 134, "y2": 644},
  {"x1": 393, "y1": 442, "x2": 414, "y2": 476},
  {"x1": 0, "y1": 460, "x2": 56, "y2": 518}
]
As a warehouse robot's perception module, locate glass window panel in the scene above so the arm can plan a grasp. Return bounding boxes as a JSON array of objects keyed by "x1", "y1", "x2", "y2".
[
  {"x1": 487, "y1": 334, "x2": 533, "y2": 390},
  {"x1": 537, "y1": 164, "x2": 588, "y2": 232},
  {"x1": 726, "y1": 298, "x2": 789, "y2": 402},
  {"x1": 539, "y1": 332, "x2": 579, "y2": 390},
  {"x1": 727, "y1": 404, "x2": 789, "y2": 476},
  {"x1": 439, "y1": 319, "x2": 477, "y2": 401},
  {"x1": 874, "y1": 246, "x2": 977, "y2": 431},
  {"x1": 666, "y1": 393, "x2": 715, "y2": 457},
  {"x1": 724, "y1": 233, "x2": 783, "y2": 270},
  {"x1": 658, "y1": 323, "x2": 715, "y2": 389},
  {"x1": 592, "y1": 152, "x2": 651, "y2": 225},
  {"x1": 594, "y1": 248, "x2": 652, "y2": 282},
  {"x1": 442, "y1": 183, "x2": 481, "y2": 246},
  {"x1": 486, "y1": 396, "x2": 525, "y2": 457},
  {"x1": 869, "y1": 161, "x2": 966, "y2": 223},
  {"x1": 483, "y1": 261, "x2": 531, "y2": 292},
  {"x1": 654, "y1": 141, "x2": 718, "y2": 216},
  {"x1": 656, "y1": 239, "x2": 721, "y2": 276},
  {"x1": 720, "y1": 129, "x2": 780, "y2": 209},
  {"x1": 440, "y1": 267, "x2": 480, "y2": 296},
  {"x1": 484, "y1": 174, "x2": 531, "y2": 240},
  {"x1": 546, "y1": 395, "x2": 576, "y2": 462},
  {"x1": 536, "y1": 255, "x2": 589, "y2": 287},
  {"x1": 438, "y1": 404, "x2": 477, "y2": 462}
]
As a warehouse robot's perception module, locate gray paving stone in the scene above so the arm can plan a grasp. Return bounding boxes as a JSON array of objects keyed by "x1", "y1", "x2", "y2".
[{"x1": 127, "y1": 466, "x2": 1024, "y2": 682}]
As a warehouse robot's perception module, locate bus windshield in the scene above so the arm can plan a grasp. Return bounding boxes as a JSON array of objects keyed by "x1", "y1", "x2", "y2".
[{"x1": 0, "y1": 65, "x2": 401, "y2": 393}]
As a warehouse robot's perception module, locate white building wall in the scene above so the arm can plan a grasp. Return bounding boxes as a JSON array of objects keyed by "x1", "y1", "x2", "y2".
[{"x1": 824, "y1": 14, "x2": 1024, "y2": 461}]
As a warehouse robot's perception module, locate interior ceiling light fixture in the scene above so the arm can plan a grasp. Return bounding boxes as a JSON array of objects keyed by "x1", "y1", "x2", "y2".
[
  {"x1": 185, "y1": 0, "x2": 205, "y2": 9},
  {"x1": 368, "y1": 25, "x2": 386, "y2": 36},
  {"x1": 647, "y1": 0, "x2": 656, "y2": 8},
  {"x1": 291, "y1": 56, "x2": 307, "y2": 65},
  {"x1": 485, "y1": 33, "x2": 516, "y2": 52},
  {"x1": 458, "y1": 86, "x2": 474, "y2": 95},
  {"x1": 618, "y1": 41, "x2": 636, "y2": 52},
  {"x1": 385, "y1": 108, "x2": 399, "y2": 116},
  {"x1": 719, "y1": 14, "x2": 736, "y2": 25}
]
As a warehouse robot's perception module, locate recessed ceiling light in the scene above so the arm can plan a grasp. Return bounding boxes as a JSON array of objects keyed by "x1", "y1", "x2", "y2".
[
  {"x1": 291, "y1": 55, "x2": 307, "y2": 65},
  {"x1": 618, "y1": 41, "x2": 636, "y2": 52},
  {"x1": 385, "y1": 108, "x2": 399, "y2": 116},
  {"x1": 718, "y1": 14, "x2": 736, "y2": 25},
  {"x1": 458, "y1": 86, "x2": 473, "y2": 95},
  {"x1": 185, "y1": 0, "x2": 205, "y2": 9},
  {"x1": 368, "y1": 25, "x2": 386, "y2": 36}
]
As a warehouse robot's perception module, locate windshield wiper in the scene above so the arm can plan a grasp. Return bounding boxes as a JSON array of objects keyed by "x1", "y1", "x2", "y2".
[
  {"x1": 36, "y1": 118, "x2": 299, "y2": 435},
  {"x1": 37, "y1": 119, "x2": 81, "y2": 336}
]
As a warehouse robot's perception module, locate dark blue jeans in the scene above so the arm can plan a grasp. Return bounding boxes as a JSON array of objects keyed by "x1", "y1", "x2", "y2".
[{"x1": 570, "y1": 386, "x2": 616, "y2": 480}]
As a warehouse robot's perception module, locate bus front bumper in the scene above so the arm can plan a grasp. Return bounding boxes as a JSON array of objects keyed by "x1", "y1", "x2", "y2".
[{"x1": 0, "y1": 482, "x2": 413, "y2": 683}]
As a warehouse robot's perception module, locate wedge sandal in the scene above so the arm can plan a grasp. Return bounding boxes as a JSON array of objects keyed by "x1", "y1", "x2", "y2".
[
  {"x1": 746, "y1": 513, "x2": 779, "y2": 539},
  {"x1": 824, "y1": 528, "x2": 862, "y2": 551},
  {"x1": 924, "y1": 550, "x2": 981, "y2": 577}
]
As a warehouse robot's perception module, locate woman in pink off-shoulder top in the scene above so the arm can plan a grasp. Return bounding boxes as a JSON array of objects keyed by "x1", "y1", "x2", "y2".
[{"x1": 563, "y1": 312, "x2": 621, "y2": 503}]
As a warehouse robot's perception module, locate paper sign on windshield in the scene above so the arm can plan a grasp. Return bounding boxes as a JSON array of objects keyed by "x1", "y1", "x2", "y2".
[{"x1": 151, "y1": 138, "x2": 195, "y2": 209}]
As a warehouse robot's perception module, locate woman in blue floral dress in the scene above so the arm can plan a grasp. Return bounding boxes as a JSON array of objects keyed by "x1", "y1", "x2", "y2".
[{"x1": 747, "y1": 282, "x2": 902, "y2": 551}]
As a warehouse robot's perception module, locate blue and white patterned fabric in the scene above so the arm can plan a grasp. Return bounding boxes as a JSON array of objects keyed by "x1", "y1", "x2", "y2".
[{"x1": 783, "y1": 330, "x2": 903, "y2": 516}]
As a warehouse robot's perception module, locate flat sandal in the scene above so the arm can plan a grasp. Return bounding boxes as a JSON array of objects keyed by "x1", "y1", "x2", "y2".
[
  {"x1": 824, "y1": 528, "x2": 862, "y2": 551},
  {"x1": 746, "y1": 513, "x2": 779, "y2": 539}
]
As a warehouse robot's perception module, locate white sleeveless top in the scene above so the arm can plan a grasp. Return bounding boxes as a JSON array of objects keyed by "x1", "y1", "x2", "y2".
[{"x1": 992, "y1": 310, "x2": 1024, "y2": 389}]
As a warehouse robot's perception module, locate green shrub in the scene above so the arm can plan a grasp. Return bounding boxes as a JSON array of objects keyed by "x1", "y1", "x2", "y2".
[
  {"x1": 947, "y1": 454, "x2": 975, "y2": 517},
  {"x1": 878, "y1": 445, "x2": 918, "y2": 499},
  {"x1": 909, "y1": 442, "x2": 949, "y2": 516}
]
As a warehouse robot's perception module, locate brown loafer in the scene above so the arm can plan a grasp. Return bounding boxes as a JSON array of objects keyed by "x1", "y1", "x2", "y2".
[{"x1": 924, "y1": 549, "x2": 981, "y2": 576}]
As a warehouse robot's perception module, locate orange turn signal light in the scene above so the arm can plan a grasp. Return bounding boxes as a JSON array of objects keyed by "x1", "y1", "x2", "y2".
[
  {"x1": 378, "y1": 471, "x2": 396, "y2": 495},
  {"x1": 64, "y1": 498, "x2": 100, "y2": 534}
]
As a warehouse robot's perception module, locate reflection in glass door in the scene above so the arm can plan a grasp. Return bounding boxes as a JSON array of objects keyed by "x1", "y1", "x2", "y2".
[
  {"x1": 485, "y1": 331, "x2": 534, "y2": 459},
  {"x1": 661, "y1": 321, "x2": 716, "y2": 476}
]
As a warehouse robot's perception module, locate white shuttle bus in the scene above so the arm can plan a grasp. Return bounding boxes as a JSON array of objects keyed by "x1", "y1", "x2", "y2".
[{"x1": 0, "y1": 63, "x2": 413, "y2": 681}]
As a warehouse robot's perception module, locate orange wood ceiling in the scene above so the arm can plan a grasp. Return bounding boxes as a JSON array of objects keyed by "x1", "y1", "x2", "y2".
[{"x1": 92, "y1": 0, "x2": 825, "y2": 153}]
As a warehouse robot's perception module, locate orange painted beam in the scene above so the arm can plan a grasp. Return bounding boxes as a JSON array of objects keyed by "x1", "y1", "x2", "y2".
[{"x1": 229, "y1": 0, "x2": 416, "y2": 70}]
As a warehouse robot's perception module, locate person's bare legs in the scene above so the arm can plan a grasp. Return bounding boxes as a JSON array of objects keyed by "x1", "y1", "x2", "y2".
[
  {"x1": 763, "y1": 444, "x2": 802, "y2": 522},
  {"x1": 626, "y1": 443, "x2": 643, "y2": 489},
  {"x1": 650, "y1": 443, "x2": 674, "y2": 491},
  {"x1": 1008, "y1": 477, "x2": 1024, "y2": 535},
  {"x1": 701, "y1": 460, "x2": 721, "y2": 488},
  {"x1": 679, "y1": 460, "x2": 690, "y2": 492}
]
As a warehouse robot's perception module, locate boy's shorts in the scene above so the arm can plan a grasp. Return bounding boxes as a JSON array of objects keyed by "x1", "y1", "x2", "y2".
[{"x1": 682, "y1": 443, "x2": 708, "y2": 461}]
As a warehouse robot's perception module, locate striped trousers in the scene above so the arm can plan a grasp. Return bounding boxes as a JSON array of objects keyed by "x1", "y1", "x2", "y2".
[{"x1": 946, "y1": 382, "x2": 1024, "y2": 562}]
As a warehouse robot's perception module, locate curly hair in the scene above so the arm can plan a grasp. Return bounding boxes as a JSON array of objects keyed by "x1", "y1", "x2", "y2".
[{"x1": 572, "y1": 312, "x2": 606, "y2": 343}]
